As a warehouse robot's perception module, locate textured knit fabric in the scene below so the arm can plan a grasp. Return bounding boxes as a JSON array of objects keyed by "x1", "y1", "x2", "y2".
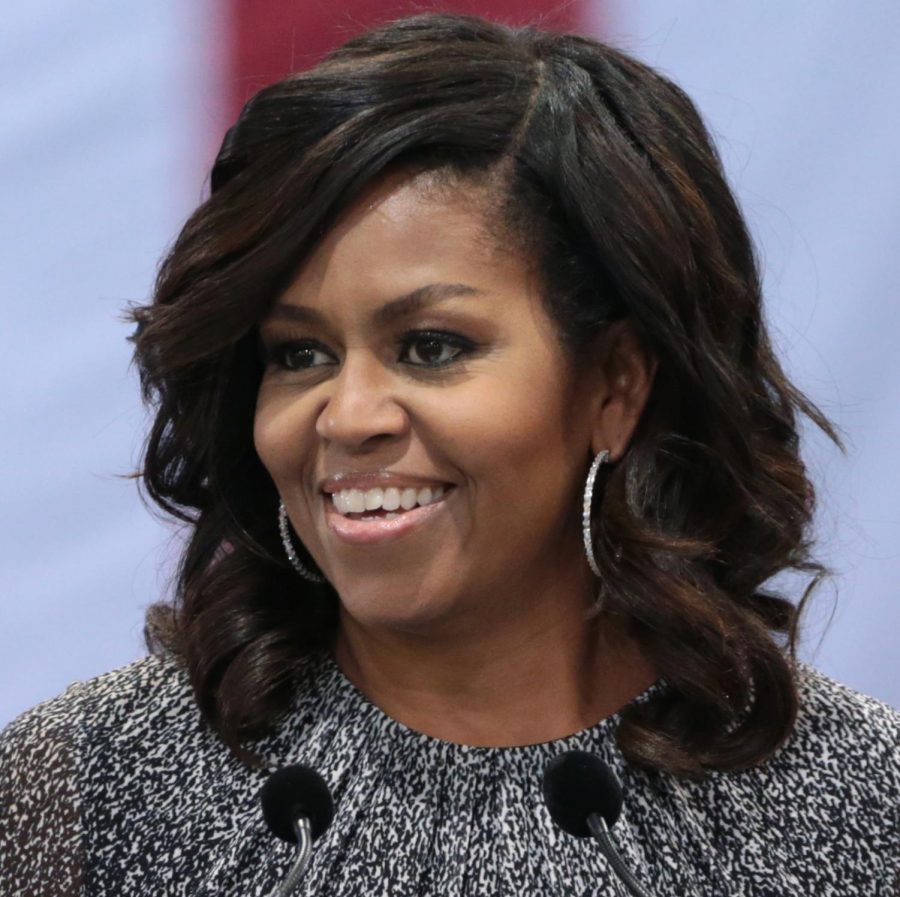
[{"x1": 1, "y1": 651, "x2": 898, "y2": 896}]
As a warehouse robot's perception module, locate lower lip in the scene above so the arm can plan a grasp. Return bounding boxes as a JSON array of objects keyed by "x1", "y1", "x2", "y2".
[{"x1": 323, "y1": 489, "x2": 454, "y2": 546}]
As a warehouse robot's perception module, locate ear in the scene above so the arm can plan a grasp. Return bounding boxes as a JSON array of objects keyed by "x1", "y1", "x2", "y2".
[{"x1": 586, "y1": 320, "x2": 657, "y2": 462}]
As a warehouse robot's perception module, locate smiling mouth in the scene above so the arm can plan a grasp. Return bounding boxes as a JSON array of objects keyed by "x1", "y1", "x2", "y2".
[
  {"x1": 325, "y1": 484, "x2": 453, "y2": 518},
  {"x1": 321, "y1": 486, "x2": 456, "y2": 545}
]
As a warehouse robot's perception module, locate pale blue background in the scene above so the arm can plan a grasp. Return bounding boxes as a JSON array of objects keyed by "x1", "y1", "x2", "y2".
[
  {"x1": 2, "y1": 0, "x2": 897, "y2": 727},
  {"x1": 1, "y1": 0, "x2": 223, "y2": 725}
]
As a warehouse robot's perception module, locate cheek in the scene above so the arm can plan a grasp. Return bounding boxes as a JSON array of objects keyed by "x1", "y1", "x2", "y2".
[
  {"x1": 434, "y1": 365, "x2": 578, "y2": 492},
  {"x1": 253, "y1": 390, "x2": 311, "y2": 485}
]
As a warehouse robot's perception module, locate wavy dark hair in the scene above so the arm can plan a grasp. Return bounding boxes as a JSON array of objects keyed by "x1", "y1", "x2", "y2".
[{"x1": 133, "y1": 13, "x2": 838, "y2": 777}]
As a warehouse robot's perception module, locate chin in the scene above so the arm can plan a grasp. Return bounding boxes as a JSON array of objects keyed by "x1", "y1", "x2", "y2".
[{"x1": 337, "y1": 583, "x2": 461, "y2": 636}]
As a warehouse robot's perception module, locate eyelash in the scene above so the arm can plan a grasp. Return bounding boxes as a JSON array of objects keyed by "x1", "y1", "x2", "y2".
[{"x1": 262, "y1": 330, "x2": 476, "y2": 372}]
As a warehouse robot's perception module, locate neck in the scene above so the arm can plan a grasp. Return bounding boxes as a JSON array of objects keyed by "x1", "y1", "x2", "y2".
[{"x1": 333, "y1": 601, "x2": 656, "y2": 748}]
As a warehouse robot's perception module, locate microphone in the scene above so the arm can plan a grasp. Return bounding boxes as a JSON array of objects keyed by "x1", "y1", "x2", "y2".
[
  {"x1": 542, "y1": 751, "x2": 652, "y2": 897},
  {"x1": 259, "y1": 765, "x2": 335, "y2": 897}
]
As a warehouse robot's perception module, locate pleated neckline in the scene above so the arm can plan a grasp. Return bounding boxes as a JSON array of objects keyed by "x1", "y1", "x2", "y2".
[{"x1": 256, "y1": 650, "x2": 665, "y2": 768}]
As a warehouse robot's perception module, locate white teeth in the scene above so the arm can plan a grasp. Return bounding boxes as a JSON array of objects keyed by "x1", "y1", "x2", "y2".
[
  {"x1": 332, "y1": 491, "x2": 351, "y2": 514},
  {"x1": 330, "y1": 484, "x2": 450, "y2": 516}
]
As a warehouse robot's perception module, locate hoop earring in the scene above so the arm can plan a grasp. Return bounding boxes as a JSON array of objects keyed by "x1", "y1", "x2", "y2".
[
  {"x1": 278, "y1": 500, "x2": 326, "y2": 584},
  {"x1": 582, "y1": 449, "x2": 610, "y2": 578}
]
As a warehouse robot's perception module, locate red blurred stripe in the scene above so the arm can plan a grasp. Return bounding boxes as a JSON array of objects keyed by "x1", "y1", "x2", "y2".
[{"x1": 224, "y1": 0, "x2": 596, "y2": 128}]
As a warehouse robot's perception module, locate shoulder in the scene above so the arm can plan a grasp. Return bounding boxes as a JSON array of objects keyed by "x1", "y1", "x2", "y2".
[
  {"x1": 742, "y1": 664, "x2": 900, "y2": 826},
  {"x1": 1, "y1": 652, "x2": 195, "y2": 753},
  {"x1": 0, "y1": 654, "x2": 213, "y2": 894},
  {"x1": 657, "y1": 666, "x2": 898, "y2": 893},
  {"x1": 786, "y1": 664, "x2": 900, "y2": 783},
  {"x1": 685, "y1": 665, "x2": 900, "y2": 892},
  {"x1": 0, "y1": 651, "x2": 218, "y2": 798}
]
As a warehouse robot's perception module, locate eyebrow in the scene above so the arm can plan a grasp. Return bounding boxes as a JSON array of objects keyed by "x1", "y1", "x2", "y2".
[{"x1": 266, "y1": 282, "x2": 484, "y2": 329}]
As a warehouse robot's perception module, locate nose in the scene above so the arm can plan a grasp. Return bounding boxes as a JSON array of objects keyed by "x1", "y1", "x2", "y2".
[{"x1": 315, "y1": 351, "x2": 409, "y2": 448}]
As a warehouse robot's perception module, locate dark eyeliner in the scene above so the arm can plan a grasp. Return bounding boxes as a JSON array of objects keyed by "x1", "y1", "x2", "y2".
[
  {"x1": 399, "y1": 329, "x2": 476, "y2": 368},
  {"x1": 263, "y1": 338, "x2": 335, "y2": 371}
]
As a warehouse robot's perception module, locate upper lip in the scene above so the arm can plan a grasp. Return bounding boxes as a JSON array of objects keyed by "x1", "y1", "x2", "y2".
[{"x1": 319, "y1": 471, "x2": 456, "y2": 494}]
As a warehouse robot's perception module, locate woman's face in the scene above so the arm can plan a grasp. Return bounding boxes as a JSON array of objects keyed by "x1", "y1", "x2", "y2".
[{"x1": 254, "y1": 172, "x2": 612, "y2": 636}]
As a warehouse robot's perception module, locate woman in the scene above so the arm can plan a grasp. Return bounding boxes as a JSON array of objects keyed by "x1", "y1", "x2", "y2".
[{"x1": 1, "y1": 12, "x2": 897, "y2": 895}]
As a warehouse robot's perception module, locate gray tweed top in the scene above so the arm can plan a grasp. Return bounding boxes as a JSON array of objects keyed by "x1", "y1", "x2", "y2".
[{"x1": 1, "y1": 651, "x2": 898, "y2": 895}]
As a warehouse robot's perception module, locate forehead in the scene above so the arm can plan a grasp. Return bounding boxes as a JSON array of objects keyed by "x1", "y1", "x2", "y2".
[
  {"x1": 278, "y1": 171, "x2": 524, "y2": 311},
  {"x1": 340, "y1": 167, "x2": 499, "y2": 243}
]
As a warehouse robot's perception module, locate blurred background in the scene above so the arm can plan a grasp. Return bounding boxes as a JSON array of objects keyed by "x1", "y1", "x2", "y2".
[{"x1": 2, "y1": 0, "x2": 898, "y2": 727}]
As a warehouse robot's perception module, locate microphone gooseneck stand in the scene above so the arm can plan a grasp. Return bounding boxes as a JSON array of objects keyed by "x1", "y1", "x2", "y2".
[
  {"x1": 271, "y1": 816, "x2": 313, "y2": 897},
  {"x1": 542, "y1": 750, "x2": 655, "y2": 897},
  {"x1": 259, "y1": 765, "x2": 335, "y2": 897},
  {"x1": 585, "y1": 811, "x2": 652, "y2": 897}
]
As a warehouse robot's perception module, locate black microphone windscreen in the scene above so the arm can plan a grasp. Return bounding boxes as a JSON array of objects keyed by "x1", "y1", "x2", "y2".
[
  {"x1": 542, "y1": 750, "x2": 623, "y2": 838},
  {"x1": 259, "y1": 765, "x2": 335, "y2": 843}
]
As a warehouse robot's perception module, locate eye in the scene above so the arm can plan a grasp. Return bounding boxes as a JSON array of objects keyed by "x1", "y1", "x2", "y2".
[
  {"x1": 400, "y1": 331, "x2": 474, "y2": 368},
  {"x1": 264, "y1": 340, "x2": 336, "y2": 371}
]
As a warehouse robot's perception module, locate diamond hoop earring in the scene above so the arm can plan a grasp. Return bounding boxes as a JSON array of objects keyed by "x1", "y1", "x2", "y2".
[
  {"x1": 278, "y1": 500, "x2": 326, "y2": 584},
  {"x1": 582, "y1": 450, "x2": 610, "y2": 578}
]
